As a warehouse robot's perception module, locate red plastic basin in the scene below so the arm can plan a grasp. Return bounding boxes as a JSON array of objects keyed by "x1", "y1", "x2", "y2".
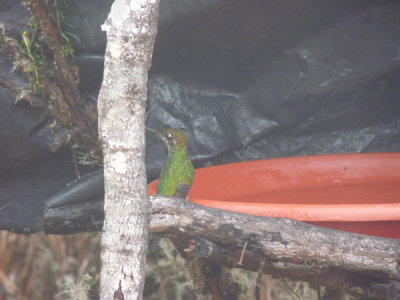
[{"x1": 148, "y1": 153, "x2": 400, "y2": 239}]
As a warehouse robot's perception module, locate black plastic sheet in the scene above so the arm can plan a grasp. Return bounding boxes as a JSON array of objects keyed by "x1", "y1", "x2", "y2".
[{"x1": 1, "y1": 0, "x2": 400, "y2": 233}]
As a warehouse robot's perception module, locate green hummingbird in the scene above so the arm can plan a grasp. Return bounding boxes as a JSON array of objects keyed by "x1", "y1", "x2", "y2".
[
  {"x1": 148, "y1": 128, "x2": 194, "y2": 252},
  {"x1": 155, "y1": 129, "x2": 195, "y2": 198}
]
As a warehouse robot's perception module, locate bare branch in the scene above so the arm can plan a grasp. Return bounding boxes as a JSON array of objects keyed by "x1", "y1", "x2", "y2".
[
  {"x1": 44, "y1": 195, "x2": 400, "y2": 299},
  {"x1": 0, "y1": 75, "x2": 21, "y2": 94}
]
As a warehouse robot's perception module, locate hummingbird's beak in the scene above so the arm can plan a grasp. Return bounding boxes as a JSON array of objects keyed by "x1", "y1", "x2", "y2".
[
  {"x1": 145, "y1": 126, "x2": 157, "y2": 135},
  {"x1": 146, "y1": 126, "x2": 164, "y2": 143}
]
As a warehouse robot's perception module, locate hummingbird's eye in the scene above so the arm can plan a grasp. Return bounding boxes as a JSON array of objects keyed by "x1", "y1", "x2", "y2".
[{"x1": 164, "y1": 132, "x2": 172, "y2": 139}]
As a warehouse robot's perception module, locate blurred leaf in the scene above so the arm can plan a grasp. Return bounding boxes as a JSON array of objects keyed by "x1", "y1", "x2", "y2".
[{"x1": 64, "y1": 31, "x2": 82, "y2": 45}]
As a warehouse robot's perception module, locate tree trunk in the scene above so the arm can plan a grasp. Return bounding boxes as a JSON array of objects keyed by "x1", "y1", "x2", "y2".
[{"x1": 97, "y1": 0, "x2": 159, "y2": 299}]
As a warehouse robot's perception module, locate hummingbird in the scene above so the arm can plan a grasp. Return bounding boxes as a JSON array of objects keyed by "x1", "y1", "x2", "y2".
[
  {"x1": 154, "y1": 128, "x2": 195, "y2": 198},
  {"x1": 147, "y1": 128, "x2": 195, "y2": 252}
]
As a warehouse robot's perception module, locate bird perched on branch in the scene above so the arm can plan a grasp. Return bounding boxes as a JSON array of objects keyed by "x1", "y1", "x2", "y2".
[
  {"x1": 154, "y1": 128, "x2": 195, "y2": 199},
  {"x1": 148, "y1": 128, "x2": 194, "y2": 252}
]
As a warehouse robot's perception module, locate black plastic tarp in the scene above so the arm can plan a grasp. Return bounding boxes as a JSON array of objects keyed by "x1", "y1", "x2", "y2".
[{"x1": 1, "y1": 0, "x2": 400, "y2": 233}]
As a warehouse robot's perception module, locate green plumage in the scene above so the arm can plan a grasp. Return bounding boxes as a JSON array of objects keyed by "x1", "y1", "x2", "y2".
[{"x1": 156, "y1": 129, "x2": 195, "y2": 198}]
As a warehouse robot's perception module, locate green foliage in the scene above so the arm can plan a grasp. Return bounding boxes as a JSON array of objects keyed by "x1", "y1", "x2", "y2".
[
  {"x1": 10, "y1": 1, "x2": 100, "y2": 165},
  {"x1": 73, "y1": 144, "x2": 103, "y2": 167},
  {"x1": 60, "y1": 39, "x2": 75, "y2": 57},
  {"x1": 52, "y1": 0, "x2": 82, "y2": 57},
  {"x1": 18, "y1": 0, "x2": 81, "y2": 91},
  {"x1": 19, "y1": 29, "x2": 44, "y2": 92}
]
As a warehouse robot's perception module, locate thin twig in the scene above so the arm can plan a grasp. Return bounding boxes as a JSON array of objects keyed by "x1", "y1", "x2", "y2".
[
  {"x1": 0, "y1": 76, "x2": 21, "y2": 95},
  {"x1": 0, "y1": 203, "x2": 11, "y2": 212},
  {"x1": 255, "y1": 260, "x2": 265, "y2": 300},
  {"x1": 71, "y1": 144, "x2": 81, "y2": 178},
  {"x1": 237, "y1": 240, "x2": 247, "y2": 265},
  {"x1": 283, "y1": 280, "x2": 300, "y2": 299}
]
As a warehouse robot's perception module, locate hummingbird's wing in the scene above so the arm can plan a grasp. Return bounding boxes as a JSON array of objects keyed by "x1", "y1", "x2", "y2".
[{"x1": 174, "y1": 183, "x2": 192, "y2": 199}]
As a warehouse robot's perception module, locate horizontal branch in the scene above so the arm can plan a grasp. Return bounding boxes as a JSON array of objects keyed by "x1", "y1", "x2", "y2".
[{"x1": 44, "y1": 195, "x2": 400, "y2": 299}]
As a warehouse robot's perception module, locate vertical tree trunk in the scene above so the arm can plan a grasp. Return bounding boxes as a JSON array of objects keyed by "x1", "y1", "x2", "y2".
[{"x1": 98, "y1": 0, "x2": 159, "y2": 299}]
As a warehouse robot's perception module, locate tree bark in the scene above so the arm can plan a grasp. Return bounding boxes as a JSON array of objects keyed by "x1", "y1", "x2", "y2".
[
  {"x1": 45, "y1": 196, "x2": 400, "y2": 299},
  {"x1": 150, "y1": 196, "x2": 400, "y2": 299},
  {"x1": 97, "y1": 0, "x2": 159, "y2": 299}
]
